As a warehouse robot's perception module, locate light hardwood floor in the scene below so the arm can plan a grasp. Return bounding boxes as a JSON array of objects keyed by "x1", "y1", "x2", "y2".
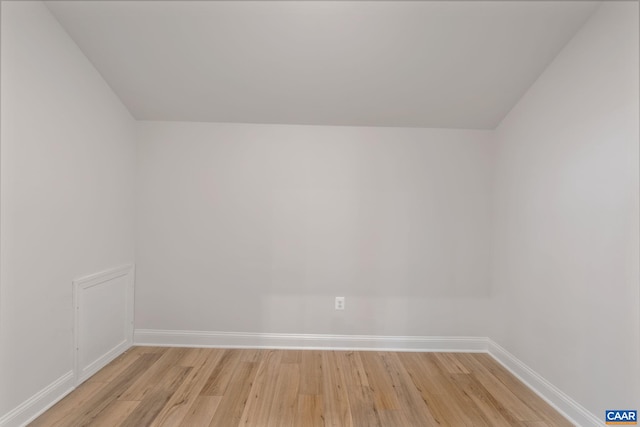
[{"x1": 30, "y1": 346, "x2": 573, "y2": 426}]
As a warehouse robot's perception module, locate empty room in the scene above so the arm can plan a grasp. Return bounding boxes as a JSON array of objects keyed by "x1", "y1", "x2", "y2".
[{"x1": 1, "y1": 1, "x2": 638, "y2": 426}]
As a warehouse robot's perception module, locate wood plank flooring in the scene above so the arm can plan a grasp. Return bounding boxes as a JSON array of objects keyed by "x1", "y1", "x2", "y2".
[{"x1": 30, "y1": 347, "x2": 573, "y2": 426}]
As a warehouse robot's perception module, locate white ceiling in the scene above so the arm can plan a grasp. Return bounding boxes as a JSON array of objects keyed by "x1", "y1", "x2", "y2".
[{"x1": 46, "y1": 1, "x2": 599, "y2": 129}]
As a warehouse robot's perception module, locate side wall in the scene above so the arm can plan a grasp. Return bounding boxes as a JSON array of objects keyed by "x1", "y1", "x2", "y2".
[
  {"x1": 135, "y1": 122, "x2": 493, "y2": 338},
  {"x1": 491, "y1": 1, "x2": 640, "y2": 417},
  {"x1": 0, "y1": 1, "x2": 136, "y2": 420}
]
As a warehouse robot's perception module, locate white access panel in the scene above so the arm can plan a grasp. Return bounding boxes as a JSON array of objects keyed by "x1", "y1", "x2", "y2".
[{"x1": 73, "y1": 264, "x2": 134, "y2": 385}]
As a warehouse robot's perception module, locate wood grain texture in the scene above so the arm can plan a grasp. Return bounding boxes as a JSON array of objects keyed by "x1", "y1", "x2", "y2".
[{"x1": 30, "y1": 347, "x2": 573, "y2": 427}]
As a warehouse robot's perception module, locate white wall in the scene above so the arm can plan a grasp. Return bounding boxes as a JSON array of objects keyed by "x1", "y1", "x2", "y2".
[
  {"x1": 135, "y1": 122, "x2": 493, "y2": 337},
  {"x1": 0, "y1": 1, "x2": 136, "y2": 418},
  {"x1": 492, "y1": 1, "x2": 639, "y2": 417}
]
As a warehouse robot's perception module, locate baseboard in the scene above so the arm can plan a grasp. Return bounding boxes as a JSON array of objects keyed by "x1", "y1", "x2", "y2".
[
  {"x1": 487, "y1": 339, "x2": 601, "y2": 427},
  {"x1": 0, "y1": 371, "x2": 74, "y2": 427},
  {"x1": 134, "y1": 329, "x2": 489, "y2": 352}
]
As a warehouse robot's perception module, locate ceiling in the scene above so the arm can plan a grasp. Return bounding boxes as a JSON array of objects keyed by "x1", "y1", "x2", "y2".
[{"x1": 46, "y1": 1, "x2": 599, "y2": 129}]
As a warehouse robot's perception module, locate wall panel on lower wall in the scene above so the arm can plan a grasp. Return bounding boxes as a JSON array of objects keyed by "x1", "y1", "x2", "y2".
[{"x1": 73, "y1": 264, "x2": 135, "y2": 385}]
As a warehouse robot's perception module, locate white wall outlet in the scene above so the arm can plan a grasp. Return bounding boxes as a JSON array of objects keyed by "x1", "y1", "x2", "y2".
[{"x1": 335, "y1": 296, "x2": 345, "y2": 310}]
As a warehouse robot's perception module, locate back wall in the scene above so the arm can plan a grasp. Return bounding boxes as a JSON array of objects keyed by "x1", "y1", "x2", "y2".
[{"x1": 135, "y1": 122, "x2": 493, "y2": 336}]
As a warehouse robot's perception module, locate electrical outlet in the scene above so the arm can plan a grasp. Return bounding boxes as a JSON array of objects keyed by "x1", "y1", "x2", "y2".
[{"x1": 335, "y1": 296, "x2": 345, "y2": 310}]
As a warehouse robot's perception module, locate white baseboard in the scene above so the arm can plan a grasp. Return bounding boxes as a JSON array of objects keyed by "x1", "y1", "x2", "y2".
[
  {"x1": 0, "y1": 371, "x2": 74, "y2": 427},
  {"x1": 487, "y1": 339, "x2": 601, "y2": 427},
  {"x1": 134, "y1": 329, "x2": 489, "y2": 352}
]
